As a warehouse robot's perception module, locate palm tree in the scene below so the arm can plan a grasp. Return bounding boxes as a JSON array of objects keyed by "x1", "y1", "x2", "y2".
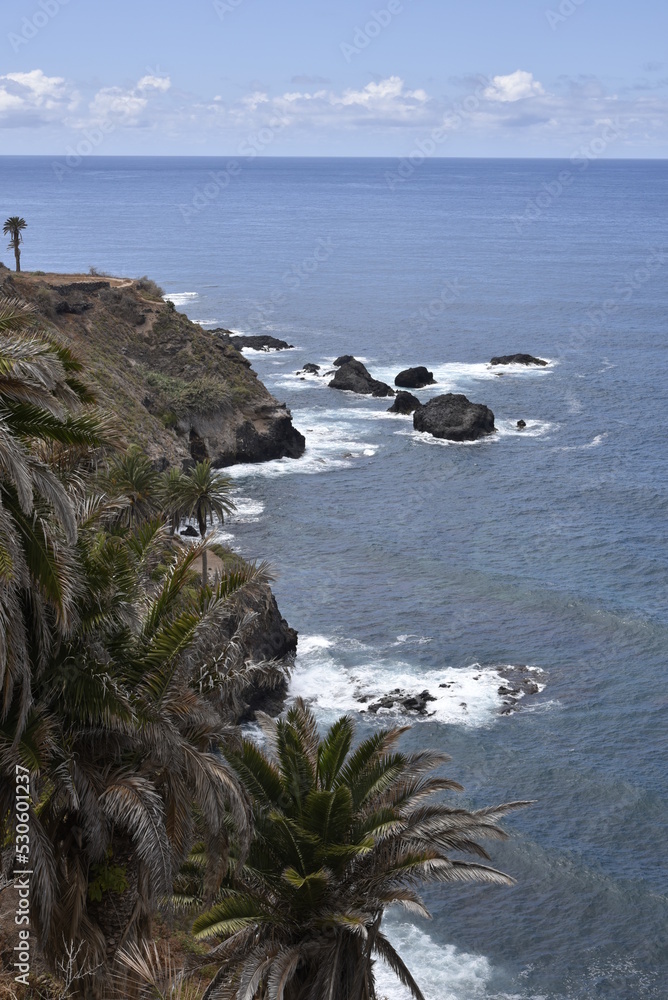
[
  {"x1": 0, "y1": 296, "x2": 107, "y2": 729},
  {"x1": 193, "y1": 702, "x2": 530, "y2": 1000},
  {"x1": 1, "y1": 507, "x2": 273, "y2": 991},
  {"x1": 3, "y1": 216, "x2": 27, "y2": 272},
  {"x1": 161, "y1": 461, "x2": 236, "y2": 584},
  {"x1": 101, "y1": 445, "x2": 161, "y2": 526}
]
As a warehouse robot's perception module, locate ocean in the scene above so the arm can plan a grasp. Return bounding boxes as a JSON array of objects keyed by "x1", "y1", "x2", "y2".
[{"x1": 2, "y1": 155, "x2": 667, "y2": 998}]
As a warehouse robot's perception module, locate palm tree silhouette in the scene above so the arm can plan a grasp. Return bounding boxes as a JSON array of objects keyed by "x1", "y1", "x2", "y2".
[{"x1": 3, "y1": 216, "x2": 27, "y2": 272}]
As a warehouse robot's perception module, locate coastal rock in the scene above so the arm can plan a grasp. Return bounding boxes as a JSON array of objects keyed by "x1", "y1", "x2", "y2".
[
  {"x1": 490, "y1": 354, "x2": 548, "y2": 367},
  {"x1": 180, "y1": 525, "x2": 198, "y2": 537},
  {"x1": 329, "y1": 359, "x2": 395, "y2": 398},
  {"x1": 395, "y1": 366, "x2": 436, "y2": 389},
  {"x1": 299, "y1": 363, "x2": 321, "y2": 375},
  {"x1": 517, "y1": 420, "x2": 527, "y2": 430},
  {"x1": 333, "y1": 355, "x2": 355, "y2": 367},
  {"x1": 496, "y1": 665, "x2": 546, "y2": 714},
  {"x1": 228, "y1": 334, "x2": 294, "y2": 352},
  {"x1": 388, "y1": 391, "x2": 422, "y2": 415},
  {"x1": 223, "y1": 584, "x2": 298, "y2": 723},
  {"x1": 413, "y1": 393, "x2": 495, "y2": 442},
  {"x1": 192, "y1": 402, "x2": 306, "y2": 467},
  {"x1": 364, "y1": 688, "x2": 436, "y2": 716}
]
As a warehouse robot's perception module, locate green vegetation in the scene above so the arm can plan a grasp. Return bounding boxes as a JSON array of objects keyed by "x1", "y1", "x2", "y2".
[
  {"x1": 0, "y1": 292, "x2": 525, "y2": 1000},
  {"x1": 143, "y1": 369, "x2": 234, "y2": 420},
  {"x1": 3, "y1": 216, "x2": 27, "y2": 272}
]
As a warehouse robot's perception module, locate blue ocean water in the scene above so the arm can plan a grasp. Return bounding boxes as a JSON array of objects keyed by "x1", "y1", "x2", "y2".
[{"x1": 1, "y1": 156, "x2": 667, "y2": 999}]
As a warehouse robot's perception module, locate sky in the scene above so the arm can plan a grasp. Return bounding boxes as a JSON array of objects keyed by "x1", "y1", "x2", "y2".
[{"x1": 0, "y1": 0, "x2": 667, "y2": 157}]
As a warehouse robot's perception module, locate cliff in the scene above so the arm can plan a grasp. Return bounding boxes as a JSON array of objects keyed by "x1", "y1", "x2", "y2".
[{"x1": 0, "y1": 269, "x2": 305, "y2": 469}]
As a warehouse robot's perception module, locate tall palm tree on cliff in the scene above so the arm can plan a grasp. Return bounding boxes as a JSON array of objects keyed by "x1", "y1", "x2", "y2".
[
  {"x1": 161, "y1": 461, "x2": 236, "y2": 585},
  {"x1": 3, "y1": 216, "x2": 27, "y2": 272},
  {"x1": 194, "y1": 701, "x2": 530, "y2": 1000}
]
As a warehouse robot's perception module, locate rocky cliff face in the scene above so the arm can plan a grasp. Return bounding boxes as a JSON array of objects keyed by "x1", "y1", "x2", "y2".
[{"x1": 1, "y1": 271, "x2": 305, "y2": 469}]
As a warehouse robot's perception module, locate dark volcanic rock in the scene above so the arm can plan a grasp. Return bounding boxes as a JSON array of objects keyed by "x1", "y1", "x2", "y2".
[
  {"x1": 56, "y1": 301, "x2": 91, "y2": 315},
  {"x1": 388, "y1": 391, "x2": 422, "y2": 415},
  {"x1": 329, "y1": 360, "x2": 395, "y2": 398},
  {"x1": 413, "y1": 393, "x2": 495, "y2": 442},
  {"x1": 231, "y1": 334, "x2": 294, "y2": 352},
  {"x1": 225, "y1": 585, "x2": 298, "y2": 723},
  {"x1": 496, "y1": 664, "x2": 546, "y2": 715},
  {"x1": 490, "y1": 354, "x2": 548, "y2": 367},
  {"x1": 333, "y1": 355, "x2": 355, "y2": 367},
  {"x1": 212, "y1": 331, "x2": 294, "y2": 351},
  {"x1": 180, "y1": 525, "x2": 198, "y2": 537},
  {"x1": 365, "y1": 689, "x2": 436, "y2": 717},
  {"x1": 395, "y1": 366, "x2": 436, "y2": 389},
  {"x1": 517, "y1": 420, "x2": 527, "y2": 430},
  {"x1": 225, "y1": 403, "x2": 306, "y2": 465},
  {"x1": 300, "y1": 363, "x2": 321, "y2": 375}
]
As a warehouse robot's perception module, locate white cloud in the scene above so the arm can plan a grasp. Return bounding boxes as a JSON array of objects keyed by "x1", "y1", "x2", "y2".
[
  {"x1": 0, "y1": 69, "x2": 77, "y2": 124},
  {"x1": 483, "y1": 70, "x2": 545, "y2": 103},
  {"x1": 137, "y1": 75, "x2": 171, "y2": 93},
  {"x1": 89, "y1": 75, "x2": 172, "y2": 124},
  {"x1": 90, "y1": 87, "x2": 148, "y2": 122}
]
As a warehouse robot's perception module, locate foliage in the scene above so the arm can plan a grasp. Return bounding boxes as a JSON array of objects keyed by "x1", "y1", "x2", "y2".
[
  {"x1": 193, "y1": 701, "x2": 529, "y2": 1000},
  {"x1": 3, "y1": 217, "x2": 27, "y2": 272}
]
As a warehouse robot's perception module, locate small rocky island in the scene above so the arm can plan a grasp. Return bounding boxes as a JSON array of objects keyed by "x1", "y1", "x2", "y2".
[
  {"x1": 214, "y1": 330, "x2": 295, "y2": 352},
  {"x1": 328, "y1": 357, "x2": 395, "y2": 397},
  {"x1": 395, "y1": 366, "x2": 437, "y2": 389},
  {"x1": 413, "y1": 393, "x2": 495, "y2": 442},
  {"x1": 490, "y1": 354, "x2": 548, "y2": 367},
  {"x1": 388, "y1": 391, "x2": 422, "y2": 414}
]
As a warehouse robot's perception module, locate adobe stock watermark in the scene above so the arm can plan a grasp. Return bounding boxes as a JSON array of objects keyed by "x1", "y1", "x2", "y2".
[
  {"x1": 51, "y1": 121, "x2": 116, "y2": 181},
  {"x1": 178, "y1": 116, "x2": 289, "y2": 222},
  {"x1": 561, "y1": 247, "x2": 667, "y2": 360},
  {"x1": 246, "y1": 237, "x2": 335, "y2": 329},
  {"x1": 8, "y1": 0, "x2": 72, "y2": 52},
  {"x1": 213, "y1": 0, "x2": 246, "y2": 20},
  {"x1": 511, "y1": 119, "x2": 625, "y2": 232},
  {"x1": 384, "y1": 77, "x2": 489, "y2": 190},
  {"x1": 340, "y1": 0, "x2": 411, "y2": 63},
  {"x1": 13, "y1": 765, "x2": 32, "y2": 987},
  {"x1": 545, "y1": 0, "x2": 587, "y2": 31}
]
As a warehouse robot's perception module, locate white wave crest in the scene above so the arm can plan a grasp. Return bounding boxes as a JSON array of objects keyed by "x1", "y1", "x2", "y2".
[
  {"x1": 163, "y1": 291, "x2": 198, "y2": 306},
  {"x1": 289, "y1": 637, "x2": 545, "y2": 728}
]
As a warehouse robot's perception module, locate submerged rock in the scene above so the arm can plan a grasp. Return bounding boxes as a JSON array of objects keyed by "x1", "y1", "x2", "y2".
[
  {"x1": 490, "y1": 354, "x2": 548, "y2": 367},
  {"x1": 413, "y1": 393, "x2": 495, "y2": 442},
  {"x1": 329, "y1": 359, "x2": 395, "y2": 398},
  {"x1": 388, "y1": 391, "x2": 422, "y2": 415},
  {"x1": 394, "y1": 366, "x2": 436, "y2": 389},
  {"x1": 364, "y1": 689, "x2": 436, "y2": 716}
]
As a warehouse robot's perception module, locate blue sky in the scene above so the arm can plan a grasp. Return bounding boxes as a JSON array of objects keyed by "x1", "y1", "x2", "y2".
[{"x1": 1, "y1": 0, "x2": 667, "y2": 156}]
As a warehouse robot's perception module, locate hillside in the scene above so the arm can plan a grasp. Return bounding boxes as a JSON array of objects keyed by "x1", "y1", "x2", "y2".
[{"x1": 0, "y1": 267, "x2": 305, "y2": 468}]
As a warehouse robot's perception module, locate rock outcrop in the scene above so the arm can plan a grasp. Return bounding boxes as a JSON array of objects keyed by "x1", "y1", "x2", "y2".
[
  {"x1": 299, "y1": 363, "x2": 321, "y2": 375},
  {"x1": 8, "y1": 273, "x2": 306, "y2": 469},
  {"x1": 362, "y1": 689, "x2": 437, "y2": 717},
  {"x1": 214, "y1": 331, "x2": 295, "y2": 352},
  {"x1": 329, "y1": 359, "x2": 395, "y2": 398},
  {"x1": 490, "y1": 354, "x2": 548, "y2": 367},
  {"x1": 388, "y1": 391, "x2": 422, "y2": 415},
  {"x1": 333, "y1": 355, "x2": 355, "y2": 366},
  {"x1": 413, "y1": 393, "x2": 495, "y2": 442},
  {"x1": 394, "y1": 366, "x2": 436, "y2": 389}
]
